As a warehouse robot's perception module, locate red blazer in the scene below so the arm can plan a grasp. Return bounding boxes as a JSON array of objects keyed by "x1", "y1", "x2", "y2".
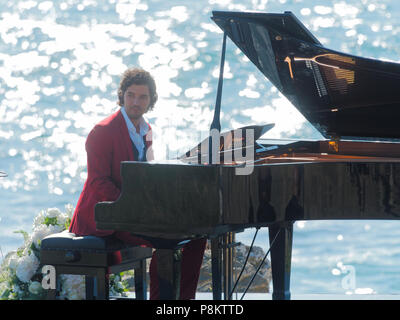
[{"x1": 69, "y1": 109, "x2": 152, "y2": 236}]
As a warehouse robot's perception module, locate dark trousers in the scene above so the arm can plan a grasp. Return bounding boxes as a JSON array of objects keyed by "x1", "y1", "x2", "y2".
[{"x1": 114, "y1": 231, "x2": 206, "y2": 300}]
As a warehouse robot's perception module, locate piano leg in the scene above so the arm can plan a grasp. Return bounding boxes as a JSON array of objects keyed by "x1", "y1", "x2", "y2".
[
  {"x1": 134, "y1": 259, "x2": 147, "y2": 300},
  {"x1": 155, "y1": 249, "x2": 182, "y2": 300},
  {"x1": 211, "y1": 232, "x2": 240, "y2": 300},
  {"x1": 223, "y1": 232, "x2": 235, "y2": 300},
  {"x1": 211, "y1": 236, "x2": 223, "y2": 300},
  {"x1": 268, "y1": 222, "x2": 293, "y2": 300}
]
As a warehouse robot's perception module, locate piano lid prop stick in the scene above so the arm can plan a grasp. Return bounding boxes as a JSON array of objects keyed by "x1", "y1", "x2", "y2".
[
  {"x1": 209, "y1": 31, "x2": 227, "y2": 164},
  {"x1": 210, "y1": 30, "x2": 227, "y2": 133}
]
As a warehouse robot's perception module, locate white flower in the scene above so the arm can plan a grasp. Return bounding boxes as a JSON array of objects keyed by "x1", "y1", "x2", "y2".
[
  {"x1": 31, "y1": 224, "x2": 63, "y2": 248},
  {"x1": 59, "y1": 275, "x2": 85, "y2": 300},
  {"x1": 32, "y1": 205, "x2": 73, "y2": 235},
  {"x1": 28, "y1": 281, "x2": 42, "y2": 295},
  {"x1": 32, "y1": 207, "x2": 63, "y2": 229},
  {"x1": 30, "y1": 224, "x2": 50, "y2": 248},
  {"x1": 46, "y1": 208, "x2": 62, "y2": 219},
  {"x1": 15, "y1": 253, "x2": 39, "y2": 283},
  {"x1": 4, "y1": 251, "x2": 19, "y2": 271},
  {"x1": 32, "y1": 209, "x2": 46, "y2": 229},
  {"x1": 56, "y1": 213, "x2": 70, "y2": 229}
]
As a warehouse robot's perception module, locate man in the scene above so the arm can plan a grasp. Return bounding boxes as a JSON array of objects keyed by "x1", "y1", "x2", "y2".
[{"x1": 69, "y1": 67, "x2": 206, "y2": 300}]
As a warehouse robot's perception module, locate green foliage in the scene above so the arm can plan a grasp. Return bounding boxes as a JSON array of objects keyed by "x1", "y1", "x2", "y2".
[
  {"x1": 13, "y1": 230, "x2": 29, "y2": 244},
  {"x1": 43, "y1": 217, "x2": 58, "y2": 226}
]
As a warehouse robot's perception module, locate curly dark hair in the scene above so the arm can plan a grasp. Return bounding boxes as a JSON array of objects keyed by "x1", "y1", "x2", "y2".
[{"x1": 117, "y1": 67, "x2": 158, "y2": 111}]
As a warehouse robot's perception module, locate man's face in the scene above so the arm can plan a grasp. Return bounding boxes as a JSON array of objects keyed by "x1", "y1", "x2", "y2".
[{"x1": 123, "y1": 84, "x2": 151, "y2": 123}]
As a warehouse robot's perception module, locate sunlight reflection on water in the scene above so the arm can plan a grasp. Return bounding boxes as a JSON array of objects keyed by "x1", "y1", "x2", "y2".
[{"x1": 1, "y1": 0, "x2": 400, "y2": 294}]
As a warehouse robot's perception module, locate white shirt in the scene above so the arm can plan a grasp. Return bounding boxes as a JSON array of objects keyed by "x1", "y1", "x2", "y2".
[{"x1": 121, "y1": 107, "x2": 150, "y2": 161}]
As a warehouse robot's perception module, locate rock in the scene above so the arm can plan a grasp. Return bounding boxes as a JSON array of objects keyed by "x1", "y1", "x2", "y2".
[
  {"x1": 123, "y1": 241, "x2": 272, "y2": 296},
  {"x1": 197, "y1": 241, "x2": 271, "y2": 293}
]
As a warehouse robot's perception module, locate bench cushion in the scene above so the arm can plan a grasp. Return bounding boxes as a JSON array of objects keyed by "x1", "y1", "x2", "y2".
[
  {"x1": 40, "y1": 231, "x2": 153, "y2": 267},
  {"x1": 41, "y1": 231, "x2": 126, "y2": 251}
]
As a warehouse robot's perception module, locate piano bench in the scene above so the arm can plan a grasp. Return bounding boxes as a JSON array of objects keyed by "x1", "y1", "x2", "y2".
[{"x1": 40, "y1": 231, "x2": 153, "y2": 300}]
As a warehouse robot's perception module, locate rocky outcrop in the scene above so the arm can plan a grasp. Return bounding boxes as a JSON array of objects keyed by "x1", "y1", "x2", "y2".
[
  {"x1": 197, "y1": 241, "x2": 271, "y2": 293},
  {"x1": 124, "y1": 241, "x2": 272, "y2": 296}
]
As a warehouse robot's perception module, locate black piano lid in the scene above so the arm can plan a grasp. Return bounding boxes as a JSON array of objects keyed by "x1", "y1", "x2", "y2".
[{"x1": 211, "y1": 11, "x2": 400, "y2": 141}]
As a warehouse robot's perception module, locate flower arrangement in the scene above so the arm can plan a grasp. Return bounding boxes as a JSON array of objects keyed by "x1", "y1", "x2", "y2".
[{"x1": 0, "y1": 205, "x2": 130, "y2": 300}]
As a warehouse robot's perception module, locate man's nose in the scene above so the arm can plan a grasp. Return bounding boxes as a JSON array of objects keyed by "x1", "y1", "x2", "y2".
[{"x1": 133, "y1": 96, "x2": 140, "y2": 105}]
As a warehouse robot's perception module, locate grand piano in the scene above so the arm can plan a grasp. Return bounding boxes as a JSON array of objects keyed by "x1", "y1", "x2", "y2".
[{"x1": 95, "y1": 11, "x2": 400, "y2": 300}]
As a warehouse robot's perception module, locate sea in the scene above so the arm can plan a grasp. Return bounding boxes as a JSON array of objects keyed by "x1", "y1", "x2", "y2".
[{"x1": 1, "y1": 0, "x2": 400, "y2": 298}]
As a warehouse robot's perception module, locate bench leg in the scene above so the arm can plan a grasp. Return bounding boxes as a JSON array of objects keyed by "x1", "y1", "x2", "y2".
[
  {"x1": 46, "y1": 288, "x2": 57, "y2": 300},
  {"x1": 85, "y1": 276, "x2": 95, "y2": 300},
  {"x1": 211, "y1": 236, "x2": 222, "y2": 300},
  {"x1": 134, "y1": 260, "x2": 147, "y2": 300},
  {"x1": 155, "y1": 249, "x2": 181, "y2": 300},
  {"x1": 95, "y1": 269, "x2": 109, "y2": 300}
]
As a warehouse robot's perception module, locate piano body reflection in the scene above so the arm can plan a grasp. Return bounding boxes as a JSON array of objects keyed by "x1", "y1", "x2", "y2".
[{"x1": 95, "y1": 11, "x2": 400, "y2": 299}]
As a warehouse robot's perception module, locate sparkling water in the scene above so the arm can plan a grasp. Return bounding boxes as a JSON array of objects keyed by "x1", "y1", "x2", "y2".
[{"x1": 1, "y1": 0, "x2": 400, "y2": 296}]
